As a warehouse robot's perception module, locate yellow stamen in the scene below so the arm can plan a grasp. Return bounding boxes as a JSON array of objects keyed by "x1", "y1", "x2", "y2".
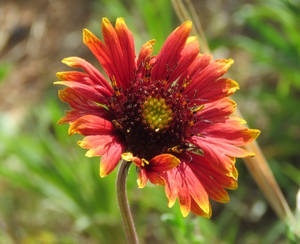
[
  {"x1": 141, "y1": 158, "x2": 149, "y2": 167},
  {"x1": 168, "y1": 145, "x2": 184, "y2": 153},
  {"x1": 121, "y1": 152, "x2": 134, "y2": 161},
  {"x1": 142, "y1": 96, "x2": 173, "y2": 131}
]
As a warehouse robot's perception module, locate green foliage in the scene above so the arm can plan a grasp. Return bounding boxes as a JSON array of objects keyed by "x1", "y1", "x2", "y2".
[
  {"x1": 234, "y1": 0, "x2": 300, "y2": 97},
  {"x1": 0, "y1": 62, "x2": 12, "y2": 82}
]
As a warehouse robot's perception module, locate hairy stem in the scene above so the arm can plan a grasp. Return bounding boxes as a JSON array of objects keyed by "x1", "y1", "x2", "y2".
[{"x1": 116, "y1": 160, "x2": 139, "y2": 244}]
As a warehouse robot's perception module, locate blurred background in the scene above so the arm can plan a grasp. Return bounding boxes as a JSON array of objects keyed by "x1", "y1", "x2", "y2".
[{"x1": 0, "y1": 0, "x2": 300, "y2": 243}]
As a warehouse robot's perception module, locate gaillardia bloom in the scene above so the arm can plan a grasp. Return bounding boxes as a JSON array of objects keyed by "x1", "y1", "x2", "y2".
[{"x1": 56, "y1": 18, "x2": 260, "y2": 217}]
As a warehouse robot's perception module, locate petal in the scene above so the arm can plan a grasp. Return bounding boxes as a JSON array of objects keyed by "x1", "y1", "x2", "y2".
[
  {"x1": 149, "y1": 154, "x2": 180, "y2": 172},
  {"x1": 190, "y1": 135, "x2": 255, "y2": 159},
  {"x1": 167, "y1": 36, "x2": 199, "y2": 83},
  {"x1": 162, "y1": 169, "x2": 178, "y2": 208},
  {"x1": 137, "y1": 168, "x2": 148, "y2": 188},
  {"x1": 188, "y1": 136, "x2": 241, "y2": 177},
  {"x1": 115, "y1": 17, "x2": 136, "y2": 84},
  {"x1": 200, "y1": 118, "x2": 261, "y2": 146},
  {"x1": 57, "y1": 88, "x2": 110, "y2": 124},
  {"x1": 176, "y1": 53, "x2": 212, "y2": 88},
  {"x1": 179, "y1": 162, "x2": 210, "y2": 215},
  {"x1": 160, "y1": 162, "x2": 211, "y2": 217},
  {"x1": 56, "y1": 71, "x2": 91, "y2": 85},
  {"x1": 54, "y1": 81, "x2": 109, "y2": 104},
  {"x1": 191, "y1": 199, "x2": 212, "y2": 218},
  {"x1": 137, "y1": 39, "x2": 156, "y2": 69},
  {"x1": 188, "y1": 153, "x2": 238, "y2": 190},
  {"x1": 82, "y1": 28, "x2": 118, "y2": 86},
  {"x1": 178, "y1": 179, "x2": 191, "y2": 217},
  {"x1": 164, "y1": 166, "x2": 191, "y2": 217},
  {"x1": 151, "y1": 21, "x2": 192, "y2": 82},
  {"x1": 195, "y1": 98, "x2": 237, "y2": 122},
  {"x1": 61, "y1": 56, "x2": 112, "y2": 92},
  {"x1": 147, "y1": 171, "x2": 165, "y2": 185},
  {"x1": 102, "y1": 18, "x2": 130, "y2": 88},
  {"x1": 184, "y1": 59, "x2": 234, "y2": 96},
  {"x1": 68, "y1": 115, "x2": 114, "y2": 136},
  {"x1": 191, "y1": 78, "x2": 239, "y2": 105},
  {"x1": 189, "y1": 161, "x2": 230, "y2": 203},
  {"x1": 100, "y1": 140, "x2": 124, "y2": 177},
  {"x1": 78, "y1": 135, "x2": 115, "y2": 157}
]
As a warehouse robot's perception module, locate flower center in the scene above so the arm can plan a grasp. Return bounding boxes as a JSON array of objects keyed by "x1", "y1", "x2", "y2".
[{"x1": 142, "y1": 97, "x2": 173, "y2": 132}]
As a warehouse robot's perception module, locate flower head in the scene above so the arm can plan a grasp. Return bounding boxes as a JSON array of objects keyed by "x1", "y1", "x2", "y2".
[{"x1": 56, "y1": 18, "x2": 260, "y2": 217}]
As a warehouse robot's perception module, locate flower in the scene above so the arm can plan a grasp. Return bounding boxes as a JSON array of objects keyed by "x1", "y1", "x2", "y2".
[{"x1": 55, "y1": 17, "x2": 260, "y2": 218}]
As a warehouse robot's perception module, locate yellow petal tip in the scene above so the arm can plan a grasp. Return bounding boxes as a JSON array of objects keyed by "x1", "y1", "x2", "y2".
[
  {"x1": 180, "y1": 206, "x2": 190, "y2": 218},
  {"x1": 137, "y1": 179, "x2": 145, "y2": 188},
  {"x1": 250, "y1": 129, "x2": 261, "y2": 140},
  {"x1": 186, "y1": 36, "x2": 197, "y2": 44},
  {"x1": 99, "y1": 167, "x2": 107, "y2": 178},
  {"x1": 83, "y1": 28, "x2": 96, "y2": 44},
  {"x1": 102, "y1": 17, "x2": 111, "y2": 26},
  {"x1": 168, "y1": 199, "x2": 176, "y2": 208},
  {"x1": 56, "y1": 72, "x2": 65, "y2": 80},
  {"x1": 85, "y1": 150, "x2": 95, "y2": 158},
  {"x1": 61, "y1": 57, "x2": 77, "y2": 67},
  {"x1": 148, "y1": 39, "x2": 156, "y2": 46},
  {"x1": 53, "y1": 81, "x2": 63, "y2": 85},
  {"x1": 183, "y1": 20, "x2": 192, "y2": 29},
  {"x1": 116, "y1": 17, "x2": 125, "y2": 25}
]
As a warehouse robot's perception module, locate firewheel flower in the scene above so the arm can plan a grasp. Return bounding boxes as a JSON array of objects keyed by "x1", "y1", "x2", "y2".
[{"x1": 55, "y1": 18, "x2": 260, "y2": 218}]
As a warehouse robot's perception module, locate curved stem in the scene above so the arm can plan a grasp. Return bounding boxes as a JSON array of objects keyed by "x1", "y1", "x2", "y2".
[{"x1": 116, "y1": 160, "x2": 139, "y2": 244}]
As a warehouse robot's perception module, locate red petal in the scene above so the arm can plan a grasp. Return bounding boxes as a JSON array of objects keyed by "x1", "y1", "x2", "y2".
[
  {"x1": 57, "y1": 88, "x2": 110, "y2": 124},
  {"x1": 188, "y1": 136, "x2": 239, "y2": 178},
  {"x1": 167, "y1": 36, "x2": 199, "y2": 84},
  {"x1": 68, "y1": 115, "x2": 114, "y2": 136},
  {"x1": 147, "y1": 171, "x2": 165, "y2": 185},
  {"x1": 149, "y1": 154, "x2": 180, "y2": 172},
  {"x1": 191, "y1": 78, "x2": 239, "y2": 105},
  {"x1": 137, "y1": 39, "x2": 156, "y2": 69},
  {"x1": 190, "y1": 135, "x2": 254, "y2": 159},
  {"x1": 162, "y1": 169, "x2": 178, "y2": 208},
  {"x1": 102, "y1": 18, "x2": 131, "y2": 88},
  {"x1": 161, "y1": 162, "x2": 211, "y2": 217},
  {"x1": 78, "y1": 135, "x2": 116, "y2": 157},
  {"x1": 189, "y1": 159, "x2": 230, "y2": 203},
  {"x1": 162, "y1": 167, "x2": 191, "y2": 216},
  {"x1": 137, "y1": 169, "x2": 148, "y2": 188},
  {"x1": 191, "y1": 199, "x2": 212, "y2": 218},
  {"x1": 151, "y1": 21, "x2": 192, "y2": 82},
  {"x1": 178, "y1": 179, "x2": 191, "y2": 217},
  {"x1": 56, "y1": 71, "x2": 92, "y2": 85},
  {"x1": 100, "y1": 140, "x2": 124, "y2": 177},
  {"x1": 201, "y1": 118, "x2": 260, "y2": 146},
  {"x1": 54, "y1": 81, "x2": 109, "y2": 104},
  {"x1": 182, "y1": 164, "x2": 211, "y2": 214},
  {"x1": 61, "y1": 57, "x2": 112, "y2": 92},
  {"x1": 195, "y1": 98, "x2": 237, "y2": 123},
  {"x1": 184, "y1": 59, "x2": 234, "y2": 96},
  {"x1": 177, "y1": 53, "x2": 211, "y2": 88},
  {"x1": 115, "y1": 18, "x2": 136, "y2": 84},
  {"x1": 188, "y1": 153, "x2": 238, "y2": 190}
]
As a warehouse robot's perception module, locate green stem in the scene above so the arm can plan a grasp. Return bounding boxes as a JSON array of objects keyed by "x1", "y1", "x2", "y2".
[{"x1": 116, "y1": 160, "x2": 139, "y2": 244}]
